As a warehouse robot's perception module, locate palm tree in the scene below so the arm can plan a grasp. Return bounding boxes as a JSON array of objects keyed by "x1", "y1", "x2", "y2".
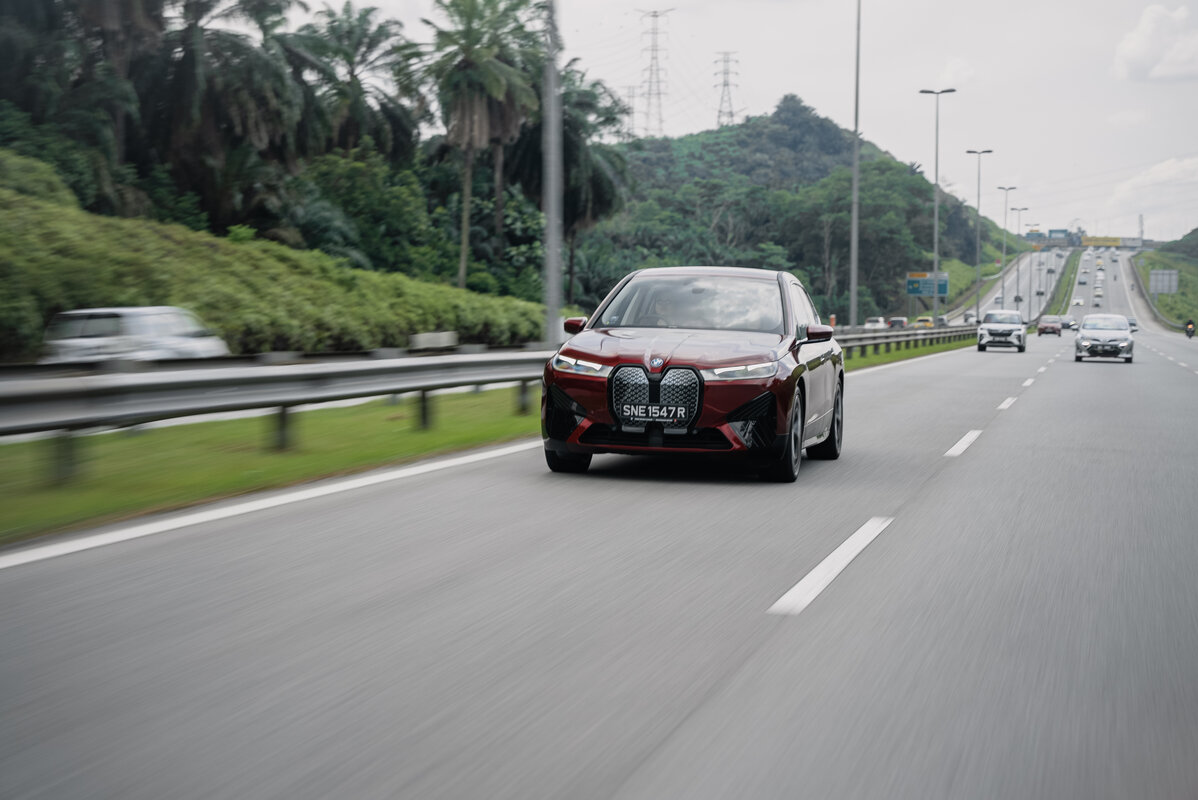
[
  {"x1": 130, "y1": 0, "x2": 306, "y2": 227},
  {"x1": 508, "y1": 64, "x2": 628, "y2": 303},
  {"x1": 422, "y1": 0, "x2": 539, "y2": 289},
  {"x1": 301, "y1": 2, "x2": 418, "y2": 160}
]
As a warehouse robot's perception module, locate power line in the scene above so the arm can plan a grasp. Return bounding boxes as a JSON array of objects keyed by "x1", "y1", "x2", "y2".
[
  {"x1": 714, "y1": 51, "x2": 738, "y2": 127},
  {"x1": 638, "y1": 9, "x2": 672, "y2": 137}
]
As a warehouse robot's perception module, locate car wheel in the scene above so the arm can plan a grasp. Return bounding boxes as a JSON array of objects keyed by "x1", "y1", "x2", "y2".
[
  {"x1": 1017, "y1": 343, "x2": 1026, "y2": 352},
  {"x1": 763, "y1": 390, "x2": 803, "y2": 482},
  {"x1": 807, "y1": 381, "x2": 843, "y2": 461},
  {"x1": 545, "y1": 448, "x2": 591, "y2": 474},
  {"x1": 1075, "y1": 355, "x2": 1083, "y2": 362},
  {"x1": 977, "y1": 344, "x2": 986, "y2": 352},
  {"x1": 1124, "y1": 356, "x2": 1133, "y2": 363}
]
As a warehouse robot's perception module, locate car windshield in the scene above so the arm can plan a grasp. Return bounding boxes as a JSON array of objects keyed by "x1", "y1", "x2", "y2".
[
  {"x1": 596, "y1": 274, "x2": 785, "y2": 333},
  {"x1": 1042, "y1": 316, "x2": 1060, "y2": 323},
  {"x1": 1081, "y1": 317, "x2": 1129, "y2": 331},
  {"x1": 983, "y1": 312, "x2": 1021, "y2": 325}
]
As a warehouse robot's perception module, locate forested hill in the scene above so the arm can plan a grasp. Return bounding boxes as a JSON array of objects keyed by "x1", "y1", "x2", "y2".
[
  {"x1": 624, "y1": 95, "x2": 887, "y2": 195},
  {"x1": 570, "y1": 95, "x2": 1001, "y2": 318}
]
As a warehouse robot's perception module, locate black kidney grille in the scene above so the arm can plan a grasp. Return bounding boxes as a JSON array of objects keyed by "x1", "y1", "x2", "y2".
[
  {"x1": 611, "y1": 366, "x2": 650, "y2": 409},
  {"x1": 660, "y1": 369, "x2": 699, "y2": 411}
]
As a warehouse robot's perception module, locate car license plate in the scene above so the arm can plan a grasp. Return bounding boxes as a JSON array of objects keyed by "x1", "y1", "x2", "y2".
[{"x1": 620, "y1": 403, "x2": 689, "y2": 424}]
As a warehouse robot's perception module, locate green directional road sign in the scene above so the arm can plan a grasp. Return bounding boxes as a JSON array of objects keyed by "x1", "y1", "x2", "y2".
[{"x1": 906, "y1": 272, "x2": 949, "y2": 297}]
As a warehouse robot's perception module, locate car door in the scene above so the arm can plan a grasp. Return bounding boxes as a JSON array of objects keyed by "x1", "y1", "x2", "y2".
[{"x1": 787, "y1": 280, "x2": 832, "y2": 438}]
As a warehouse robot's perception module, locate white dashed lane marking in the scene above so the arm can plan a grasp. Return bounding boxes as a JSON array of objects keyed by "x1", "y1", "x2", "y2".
[
  {"x1": 998, "y1": 397, "x2": 1017, "y2": 410},
  {"x1": 1022, "y1": 378, "x2": 1035, "y2": 387},
  {"x1": 768, "y1": 517, "x2": 896, "y2": 616},
  {"x1": 945, "y1": 429, "x2": 983, "y2": 457}
]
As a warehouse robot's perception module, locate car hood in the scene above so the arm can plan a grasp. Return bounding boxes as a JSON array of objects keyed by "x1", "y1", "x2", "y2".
[
  {"x1": 561, "y1": 328, "x2": 786, "y2": 370},
  {"x1": 1077, "y1": 329, "x2": 1131, "y2": 341}
]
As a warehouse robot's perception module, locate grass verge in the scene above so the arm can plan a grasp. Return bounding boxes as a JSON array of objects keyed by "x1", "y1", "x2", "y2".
[
  {"x1": 0, "y1": 388, "x2": 539, "y2": 545},
  {"x1": 2, "y1": 337, "x2": 977, "y2": 543}
]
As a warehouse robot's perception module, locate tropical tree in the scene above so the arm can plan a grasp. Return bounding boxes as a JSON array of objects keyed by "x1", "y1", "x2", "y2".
[
  {"x1": 422, "y1": 0, "x2": 539, "y2": 288},
  {"x1": 508, "y1": 63, "x2": 629, "y2": 302},
  {"x1": 300, "y1": 2, "x2": 420, "y2": 160},
  {"x1": 130, "y1": 0, "x2": 307, "y2": 227}
]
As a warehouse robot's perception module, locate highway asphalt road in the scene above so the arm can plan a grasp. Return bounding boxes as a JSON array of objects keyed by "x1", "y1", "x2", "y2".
[{"x1": 2, "y1": 286, "x2": 1197, "y2": 798}]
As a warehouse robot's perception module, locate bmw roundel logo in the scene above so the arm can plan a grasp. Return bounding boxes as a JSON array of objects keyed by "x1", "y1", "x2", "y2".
[{"x1": 650, "y1": 357, "x2": 664, "y2": 368}]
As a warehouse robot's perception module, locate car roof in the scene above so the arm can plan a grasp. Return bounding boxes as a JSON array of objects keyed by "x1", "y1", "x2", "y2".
[
  {"x1": 632, "y1": 266, "x2": 782, "y2": 281},
  {"x1": 52, "y1": 306, "x2": 187, "y2": 316}
]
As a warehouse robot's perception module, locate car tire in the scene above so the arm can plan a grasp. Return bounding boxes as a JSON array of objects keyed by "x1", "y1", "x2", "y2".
[
  {"x1": 763, "y1": 390, "x2": 803, "y2": 483},
  {"x1": 1075, "y1": 355, "x2": 1083, "y2": 362},
  {"x1": 1017, "y1": 343, "x2": 1026, "y2": 352},
  {"x1": 1124, "y1": 356, "x2": 1133, "y2": 363},
  {"x1": 977, "y1": 344, "x2": 986, "y2": 352},
  {"x1": 545, "y1": 449, "x2": 591, "y2": 474},
  {"x1": 807, "y1": 382, "x2": 842, "y2": 461}
]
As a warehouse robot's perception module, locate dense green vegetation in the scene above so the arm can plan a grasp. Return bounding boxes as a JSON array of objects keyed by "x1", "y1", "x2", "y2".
[
  {"x1": 0, "y1": 180, "x2": 542, "y2": 360},
  {"x1": 1135, "y1": 247, "x2": 1198, "y2": 323}
]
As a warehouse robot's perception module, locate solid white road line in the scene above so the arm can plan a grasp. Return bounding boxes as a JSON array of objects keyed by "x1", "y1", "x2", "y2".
[
  {"x1": 768, "y1": 517, "x2": 895, "y2": 615},
  {"x1": 998, "y1": 397, "x2": 1017, "y2": 410},
  {"x1": 945, "y1": 429, "x2": 983, "y2": 457},
  {"x1": 1022, "y1": 378, "x2": 1035, "y2": 387},
  {"x1": 0, "y1": 439, "x2": 543, "y2": 571}
]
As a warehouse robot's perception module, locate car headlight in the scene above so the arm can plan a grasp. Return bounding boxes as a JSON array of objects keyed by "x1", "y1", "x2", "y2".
[
  {"x1": 1078, "y1": 339, "x2": 1090, "y2": 347},
  {"x1": 551, "y1": 353, "x2": 612, "y2": 377},
  {"x1": 700, "y1": 361, "x2": 779, "y2": 381}
]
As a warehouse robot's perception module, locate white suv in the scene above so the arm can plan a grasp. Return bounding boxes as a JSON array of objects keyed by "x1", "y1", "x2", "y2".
[{"x1": 977, "y1": 310, "x2": 1026, "y2": 352}]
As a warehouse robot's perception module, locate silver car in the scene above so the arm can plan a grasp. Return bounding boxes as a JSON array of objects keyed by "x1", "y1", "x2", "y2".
[
  {"x1": 39, "y1": 306, "x2": 230, "y2": 363},
  {"x1": 977, "y1": 310, "x2": 1026, "y2": 352},
  {"x1": 1074, "y1": 314, "x2": 1133, "y2": 363}
]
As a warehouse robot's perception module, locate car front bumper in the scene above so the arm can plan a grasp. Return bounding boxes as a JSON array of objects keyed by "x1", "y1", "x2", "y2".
[
  {"x1": 542, "y1": 367, "x2": 791, "y2": 460},
  {"x1": 978, "y1": 330, "x2": 1025, "y2": 348}
]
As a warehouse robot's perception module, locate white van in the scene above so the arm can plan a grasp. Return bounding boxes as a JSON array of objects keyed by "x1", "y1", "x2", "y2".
[{"x1": 39, "y1": 306, "x2": 230, "y2": 363}]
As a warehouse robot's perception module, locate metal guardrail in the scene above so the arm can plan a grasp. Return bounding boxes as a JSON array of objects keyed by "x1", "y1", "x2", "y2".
[
  {"x1": 1, "y1": 327, "x2": 979, "y2": 481},
  {"x1": 0, "y1": 351, "x2": 554, "y2": 481}
]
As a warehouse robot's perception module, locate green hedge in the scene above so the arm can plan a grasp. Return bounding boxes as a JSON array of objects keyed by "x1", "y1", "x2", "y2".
[{"x1": 0, "y1": 186, "x2": 544, "y2": 360}]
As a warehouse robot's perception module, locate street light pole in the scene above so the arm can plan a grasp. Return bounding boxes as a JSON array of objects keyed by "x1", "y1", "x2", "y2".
[
  {"x1": 1012, "y1": 206, "x2": 1028, "y2": 316},
  {"x1": 966, "y1": 149, "x2": 992, "y2": 323},
  {"x1": 849, "y1": 0, "x2": 862, "y2": 328},
  {"x1": 920, "y1": 88, "x2": 955, "y2": 320},
  {"x1": 997, "y1": 186, "x2": 1015, "y2": 309}
]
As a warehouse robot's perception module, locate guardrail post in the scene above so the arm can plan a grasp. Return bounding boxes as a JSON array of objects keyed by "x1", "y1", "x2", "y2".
[
  {"x1": 52, "y1": 430, "x2": 77, "y2": 484},
  {"x1": 274, "y1": 406, "x2": 292, "y2": 450},
  {"x1": 517, "y1": 381, "x2": 532, "y2": 415},
  {"x1": 418, "y1": 390, "x2": 433, "y2": 430}
]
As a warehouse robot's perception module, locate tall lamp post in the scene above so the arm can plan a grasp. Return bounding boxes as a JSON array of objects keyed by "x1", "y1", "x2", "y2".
[
  {"x1": 1012, "y1": 206, "x2": 1028, "y2": 315},
  {"x1": 966, "y1": 148, "x2": 992, "y2": 323},
  {"x1": 921, "y1": 88, "x2": 955, "y2": 320},
  {"x1": 996, "y1": 186, "x2": 1015, "y2": 309},
  {"x1": 849, "y1": 0, "x2": 862, "y2": 328},
  {"x1": 1025, "y1": 223, "x2": 1044, "y2": 316}
]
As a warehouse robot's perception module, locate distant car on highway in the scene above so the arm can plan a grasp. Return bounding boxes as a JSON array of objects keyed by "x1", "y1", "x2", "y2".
[
  {"x1": 1127, "y1": 316, "x2": 1138, "y2": 331},
  {"x1": 39, "y1": 306, "x2": 230, "y2": 364},
  {"x1": 912, "y1": 316, "x2": 934, "y2": 329},
  {"x1": 887, "y1": 316, "x2": 908, "y2": 329},
  {"x1": 1094, "y1": 287, "x2": 1104, "y2": 297},
  {"x1": 541, "y1": 266, "x2": 844, "y2": 481},
  {"x1": 1037, "y1": 315, "x2": 1063, "y2": 336},
  {"x1": 1075, "y1": 314, "x2": 1133, "y2": 363},
  {"x1": 1079, "y1": 276, "x2": 1088, "y2": 285},
  {"x1": 978, "y1": 310, "x2": 1026, "y2": 352},
  {"x1": 934, "y1": 315, "x2": 949, "y2": 328},
  {"x1": 1072, "y1": 298, "x2": 1084, "y2": 306},
  {"x1": 863, "y1": 316, "x2": 888, "y2": 330},
  {"x1": 1062, "y1": 316, "x2": 1078, "y2": 330}
]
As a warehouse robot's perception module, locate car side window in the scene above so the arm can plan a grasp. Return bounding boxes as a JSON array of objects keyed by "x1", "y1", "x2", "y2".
[{"x1": 787, "y1": 282, "x2": 817, "y2": 334}]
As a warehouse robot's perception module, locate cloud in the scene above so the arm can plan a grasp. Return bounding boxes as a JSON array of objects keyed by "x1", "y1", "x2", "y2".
[
  {"x1": 937, "y1": 57, "x2": 975, "y2": 88},
  {"x1": 1108, "y1": 108, "x2": 1149, "y2": 127},
  {"x1": 1105, "y1": 156, "x2": 1198, "y2": 238},
  {"x1": 1114, "y1": 5, "x2": 1198, "y2": 81}
]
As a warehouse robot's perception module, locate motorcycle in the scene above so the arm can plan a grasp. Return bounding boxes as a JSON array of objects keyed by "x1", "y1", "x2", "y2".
[{"x1": 1188, "y1": 323, "x2": 1195, "y2": 339}]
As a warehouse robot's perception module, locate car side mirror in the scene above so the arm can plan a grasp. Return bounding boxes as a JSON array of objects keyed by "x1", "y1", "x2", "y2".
[
  {"x1": 563, "y1": 317, "x2": 587, "y2": 335},
  {"x1": 806, "y1": 324, "x2": 834, "y2": 343}
]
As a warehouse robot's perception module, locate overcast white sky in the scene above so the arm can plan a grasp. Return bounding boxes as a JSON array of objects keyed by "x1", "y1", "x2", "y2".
[{"x1": 370, "y1": 0, "x2": 1198, "y2": 241}]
